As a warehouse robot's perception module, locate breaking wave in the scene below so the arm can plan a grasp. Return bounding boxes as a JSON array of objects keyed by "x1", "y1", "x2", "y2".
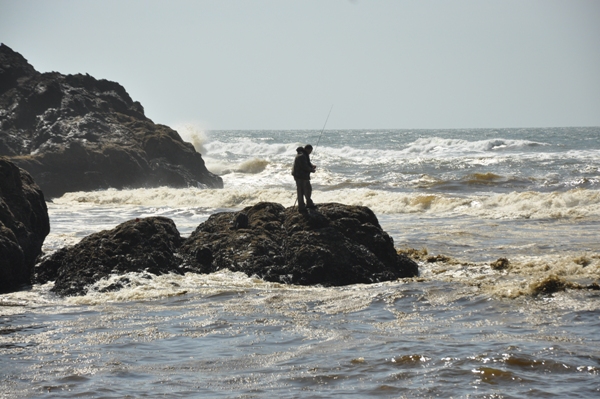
[{"x1": 206, "y1": 158, "x2": 270, "y2": 175}]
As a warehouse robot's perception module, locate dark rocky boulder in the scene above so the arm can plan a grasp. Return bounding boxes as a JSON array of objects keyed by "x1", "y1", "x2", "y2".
[
  {"x1": 0, "y1": 44, "x2": 222, "y2": 198},
  {"x1": 35, "y1": 217, "x2": 183, "y2": 296},
  {"x1": 35, "y1": 202, "x2": 417, "y2": 296},
  {"x1": 0, "y1": 157, "x2": 50, "y2": 293},
  {"x1": 179, "y1": 202, "x2": 419, "y2": 286}
]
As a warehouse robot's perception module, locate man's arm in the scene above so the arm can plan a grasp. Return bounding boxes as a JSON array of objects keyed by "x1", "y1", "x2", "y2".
[{"x1": 298, "y1": 155, "x2": 314, "y2": 173}]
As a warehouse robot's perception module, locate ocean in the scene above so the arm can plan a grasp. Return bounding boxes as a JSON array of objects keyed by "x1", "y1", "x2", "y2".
[{"x1": 1, "y1": 127, "x2": 599, "y2": 398}]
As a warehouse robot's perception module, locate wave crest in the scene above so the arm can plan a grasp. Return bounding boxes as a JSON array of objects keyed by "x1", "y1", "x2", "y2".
[{"x1": 401, "y1": 137, "x2": 549, "y2": 156}]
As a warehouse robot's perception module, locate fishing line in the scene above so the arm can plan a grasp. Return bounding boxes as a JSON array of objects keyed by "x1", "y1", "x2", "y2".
[{"x1": 313, "y1": 104, "x2": 333, "y2": 155}]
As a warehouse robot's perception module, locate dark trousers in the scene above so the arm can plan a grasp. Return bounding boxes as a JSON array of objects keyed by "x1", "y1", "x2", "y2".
[{"x1": 295, "y1": 179, "x2": 314, "y2": 210}]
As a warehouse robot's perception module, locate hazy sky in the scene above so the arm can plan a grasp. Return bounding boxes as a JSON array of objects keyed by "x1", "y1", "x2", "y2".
[{"x1": 1, "y1": 0, "x2": 599, "y2": 130}]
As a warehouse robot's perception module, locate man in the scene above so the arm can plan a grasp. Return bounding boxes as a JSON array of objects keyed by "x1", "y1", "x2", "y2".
[{"x1": 292, "y1": 144, "x2": 316, "y2": 212}]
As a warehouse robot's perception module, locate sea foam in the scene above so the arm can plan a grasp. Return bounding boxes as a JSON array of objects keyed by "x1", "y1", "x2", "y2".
[{"x1": 52, "y1": 186, "x2": 600, "y2": 220}]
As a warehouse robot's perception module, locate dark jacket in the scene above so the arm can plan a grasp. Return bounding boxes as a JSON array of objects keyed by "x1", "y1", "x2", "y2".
[{"x1": 292, "y1": 147, "x2": 314, "y2": 180}]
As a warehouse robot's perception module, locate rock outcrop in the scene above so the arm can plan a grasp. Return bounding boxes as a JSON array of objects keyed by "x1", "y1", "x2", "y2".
[
  {"x1": 35, "y1": 217, "x2": 183, "y2": 296},
  {"x1": 0, "y1": 157, "x2": 50, "y2": 293},
  {"x1": 179, "y1": 202, "x2": 419, "y2": 286},
  {"x1": 0, "y1": 44, "x2": 222, "y2": 198},
  {"x1": 34, "y1": 202, "x2": 418, "y2": 296}
]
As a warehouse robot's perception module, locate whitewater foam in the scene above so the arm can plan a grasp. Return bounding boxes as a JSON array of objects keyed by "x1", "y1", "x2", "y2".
[
  {"x1": 12, "y1": 251, "x2": 597, "y2": 307},
  {"x1": 51, "y1": 187, "x2": 600, "y2": 220},
  {"x1": 410, "y1": 250, "x2": 600, "y2": 300}
]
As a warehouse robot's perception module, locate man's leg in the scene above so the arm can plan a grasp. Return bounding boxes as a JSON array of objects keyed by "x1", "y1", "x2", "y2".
[
  {"x1": 296, "y1": 180, "x2": 306, "y2": 211},
  {"x1": 304, "y1": 180, "x2": 315, "y2": 208}
]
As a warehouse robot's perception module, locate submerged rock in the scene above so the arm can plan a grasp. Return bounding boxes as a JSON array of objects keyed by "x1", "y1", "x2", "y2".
[
  {"x1": 490, "y1": 257, "x2": 510, "y2": 271},
  {"x1": 179, "y1": 202, "x2": 419, "y2": 286},
  {"x1": 529, "y1": 275, "x2": 569, "y2": 296},
  {"x1": 0, "y1": 44, "x2": 222, "y2": 198},
  {"x1": 0, "y1": 157, "x2": 50, "y2": 293},
  {"x1": 35, "y1": 217, "x2": 183, "y2": 296}
]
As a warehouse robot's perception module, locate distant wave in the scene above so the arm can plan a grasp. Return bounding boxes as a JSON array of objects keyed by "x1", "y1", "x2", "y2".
[
  {"x1": 202, "y1": 137, "x2": 548, "y2": 164},
  {"x1": 196, "y1": 136, "x2": 596, "y2": 182},
  {"x1": 278, "y1": 138, "x2": 556, "y2": 168},
  {"x1": 400, "y1": 137, "x2": 550, "y2": 156}
]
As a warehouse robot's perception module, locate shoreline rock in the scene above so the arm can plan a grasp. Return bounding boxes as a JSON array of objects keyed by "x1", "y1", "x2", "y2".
[
  {"x1": 35, "y1": 202, "x2": 419, "y2": 296},
  {"x1": 0, "y1": 44, "x2": 222, "y2": 198},
  {"x1": 180, "y1": 202, "x2": 419, "y2": 286},
  {"x1": 35, "y1": 216, "x2": 183, "y2": 296},
  {"x1": 0, "y1": 157, "x2": 50, "y2": 293}
]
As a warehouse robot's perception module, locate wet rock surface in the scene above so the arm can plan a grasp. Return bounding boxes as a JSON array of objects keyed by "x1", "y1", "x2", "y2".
[
  {"x1": 0, "y1": 44, "x2": 222, "y2": 198},
  {"x1": 35, "y1": 202, "x2": 418, "y2": 296},
  {"x1": 0, "y1": 157, "x2": 49, "y2": 293},
  {"x1": 35, "y1": 217, "x2": 184, "y2": 296},
  {"x1": 179, "y1": 202, "x2": 419, "y2": 286}
]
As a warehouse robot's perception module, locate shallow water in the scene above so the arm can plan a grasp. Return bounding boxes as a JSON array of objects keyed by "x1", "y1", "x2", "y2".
[{"x1": 2, "y1": 271, "x2": 599, "y2": 398}]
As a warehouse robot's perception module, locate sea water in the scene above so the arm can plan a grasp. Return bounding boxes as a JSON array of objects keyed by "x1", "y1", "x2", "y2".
[{"x1": 1, "y1": 127, "x2": 599, "y2": 398}]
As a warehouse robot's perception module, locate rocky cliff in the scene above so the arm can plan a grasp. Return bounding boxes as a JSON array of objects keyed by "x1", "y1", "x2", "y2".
[
  {"x1": 0, "y1": 157, "x2": 50, "y2": 293},
  {"x1": 0, "y1": 44, "x2": 222, "y2": 198}
]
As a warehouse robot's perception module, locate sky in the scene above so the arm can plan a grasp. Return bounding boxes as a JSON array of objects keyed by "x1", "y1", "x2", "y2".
[{"x1": 1, "y1": 0, "x2": 599, "y2": 130}]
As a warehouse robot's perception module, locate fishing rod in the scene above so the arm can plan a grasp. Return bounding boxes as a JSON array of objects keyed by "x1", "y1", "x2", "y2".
[{"x1": 312, "y1": 104, "x2": 333, "y2": 155}]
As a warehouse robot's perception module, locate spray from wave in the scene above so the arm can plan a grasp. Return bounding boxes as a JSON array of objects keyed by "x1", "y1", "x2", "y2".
[
  {"x1": 209, "y1": 158, "x2": 270, "y2": 175},
  {"x1": 173, "y1": 123, "x2": 208, "y2": 154}
]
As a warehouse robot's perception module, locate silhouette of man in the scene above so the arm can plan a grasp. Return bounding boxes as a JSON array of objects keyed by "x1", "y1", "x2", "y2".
[{"x1": 291, "y1": 144, "x2": 316, "y2": 212}]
